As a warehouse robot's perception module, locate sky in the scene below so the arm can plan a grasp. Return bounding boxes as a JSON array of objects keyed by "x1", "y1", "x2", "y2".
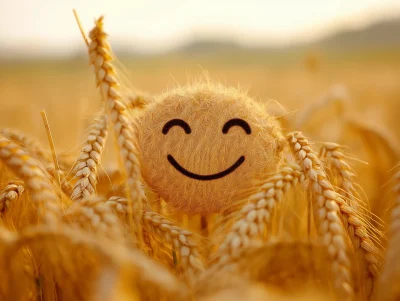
[{"x1": 1, "y1": 0, "x2": 400, "y2": 56}]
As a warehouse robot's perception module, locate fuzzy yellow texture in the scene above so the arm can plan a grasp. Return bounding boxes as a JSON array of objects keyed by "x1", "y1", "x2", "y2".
[
  {"x1": 138, "y1": 82, "x2": 284, "y2": 215},
  {"x1": 88, "y1": 17, "x2": 145, "y2": 245}
]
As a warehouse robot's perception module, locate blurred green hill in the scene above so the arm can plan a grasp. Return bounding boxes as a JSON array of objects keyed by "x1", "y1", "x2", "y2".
[{"x1": 311, "y1": 17, "x2": 400, "y2": 50}]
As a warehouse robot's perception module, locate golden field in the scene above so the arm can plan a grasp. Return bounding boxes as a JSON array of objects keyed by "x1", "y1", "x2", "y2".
[
  {"x1": 1, "y1": 48, "x2": 400, "y2": 149},
  {"x1": 0, "y1": 17, "x2": 400, "y2": 301}
]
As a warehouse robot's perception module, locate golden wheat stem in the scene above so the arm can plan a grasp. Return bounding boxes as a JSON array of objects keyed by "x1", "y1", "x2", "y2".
[
  {"x1": 72, "y1": 9, "x2": 89, "y2": 47},
  {"x1": 40, "y1": 110, "x2": 62, "y2": 194},
  {"x1": 71, "y1": 114, "x2": 108, "y2": 201},
  {"x1": 87, "y1": 16, "x2": 145, "y2": 247},
  {"x1": 287, "y1": 131, "x2": 354, "y2": 299},
  {"x1": 200, "y1": 216, "x2": 209, "y2": 237},
  {"x1": 0, "y1": 136, "x2": 61, "y2": 223}
]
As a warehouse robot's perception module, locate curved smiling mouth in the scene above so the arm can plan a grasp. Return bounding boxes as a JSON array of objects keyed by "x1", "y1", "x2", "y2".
[{"x1": 167, "y1": 155, "x2": 245, "y2": 181}]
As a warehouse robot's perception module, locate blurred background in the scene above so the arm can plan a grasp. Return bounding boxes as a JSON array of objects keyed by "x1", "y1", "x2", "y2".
[{"x1": 1, "y1": 1, "x2": 400, "y2": 196}]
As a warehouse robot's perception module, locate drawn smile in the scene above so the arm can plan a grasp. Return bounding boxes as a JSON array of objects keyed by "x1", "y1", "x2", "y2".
[{"x1": 167, "y1": 155, "x2": 245, "y2": 181}]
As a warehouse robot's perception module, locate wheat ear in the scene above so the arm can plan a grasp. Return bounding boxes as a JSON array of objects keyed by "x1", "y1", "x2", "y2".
[
  {"x1": 376, "y1": 165, "x2": 400, "y2": 301},
  {"x1": 320, "y1": 142, "x2": 382, "y2": 279},
  {"x1": 67, "y1": 195, "x2": 203, "y2": 278},
  {"x1": 199, "y1": 240, "x2": 329, "y2": 297},
  {"x1": 143, "y1": 210, "x2": 205, "y2": 281},
  {"x1": 71, "y1": 114, "x2": 108, "y2": 201},
  {"x1": 287, "y1": 132, "x2": 354, "y2": 299},
  {"x1": 0, "y1": 180, "x2": 24, "y2": 215},
  {"x1": 64, "y1": 196, "x2": 125, "y2": 239},
  {"x1": 4, "y1": 225, "x2": 189, "y2": 300},
  {"x1": 87, "y1": 17, "x2": 145, "y2": 246},
  {"x1": 0, "y1": 128, "x2": 51, "y2": 165},
  {"x1": 0, "y1": 136, "x2": 61, "y2": 223},
  {"x1": 212, "y1": 164, "x2": 304, "y2": 267},
  {"x1": 234, "y1": 240, "x2": 327, "y2": 283}
]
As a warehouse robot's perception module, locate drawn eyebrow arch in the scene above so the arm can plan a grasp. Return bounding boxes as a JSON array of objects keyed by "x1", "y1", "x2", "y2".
[
  {"x1": 222, "y1": 118, "x2": 251, "y2": 134},
  {"x1": 162, "y1": 119, "x2": 192, "y2": 135}
]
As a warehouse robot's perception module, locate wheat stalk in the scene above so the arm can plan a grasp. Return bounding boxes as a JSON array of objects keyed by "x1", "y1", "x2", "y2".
[
  {"x1": 71, "y1": 114, "x2": 108, "y2": 201},
  {"x1": 212, "y1": 164, "x2": 305, "y2": 268},
  {"x1": 287, "y1": 131, "x2": 354, "y2": 299},
  {"x1": 320, "y1": 142, "x2": 382, "y2": 279},
  {"x1": 0, "y1": 136, "x2": 61, "y2": 223},
  {"x1": 87, "y1": 16, "x2": 145, "y2": 246},
  {"x1": 0, "y1": 180, "x2": 24, "y2": 215},
  {"x1": 376, "y1": 165, "x2": 400, "y2": 301}
]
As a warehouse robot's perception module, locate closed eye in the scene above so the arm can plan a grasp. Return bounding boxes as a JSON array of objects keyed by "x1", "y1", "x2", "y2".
[
  {"x1": 162, "y1": 119, "x2": 191, "y2": 135},
  {"x1": 222, "y1": 118, "x2": 251, "y2": 135}
]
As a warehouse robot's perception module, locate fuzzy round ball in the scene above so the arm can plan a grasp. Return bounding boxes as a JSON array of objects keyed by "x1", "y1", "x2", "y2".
[{"x1": 137, "y1": 83, "x2": 284, "y2": 215}]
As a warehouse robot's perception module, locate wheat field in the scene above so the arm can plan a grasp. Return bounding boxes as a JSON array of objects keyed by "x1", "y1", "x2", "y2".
[{"x1": 0, "y1": 15, "x2": 400, "y2": 301}]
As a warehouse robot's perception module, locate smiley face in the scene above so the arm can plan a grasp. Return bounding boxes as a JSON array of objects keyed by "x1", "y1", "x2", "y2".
[
  {"x1": 137, "y1": 83, "x2": 284, "y2": 215},
  {"x1": 163, "y1": 118, "x2": 250, "y2": 181}
]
